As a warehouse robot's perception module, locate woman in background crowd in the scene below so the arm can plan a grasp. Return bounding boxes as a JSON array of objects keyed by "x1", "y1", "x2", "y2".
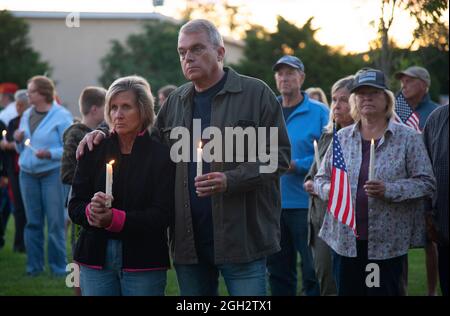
[
  {"x1": 15, "y1": 76, "x2": 73, "y2": 276},
  {"x1": 304, "y1": 75, "x2": 354, "y2": 295}
]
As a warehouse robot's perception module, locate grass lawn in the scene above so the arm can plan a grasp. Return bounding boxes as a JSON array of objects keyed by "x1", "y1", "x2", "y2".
[{"x1": 0, "y1": 217, "x2": 435, "y2": 296}]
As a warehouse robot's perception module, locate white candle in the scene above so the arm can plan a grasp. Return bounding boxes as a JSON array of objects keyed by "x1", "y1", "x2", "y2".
[
  {"x1": 369, "y1": 138, "x2": 375, "y2": 181},
  {"x1": 197, "y1": 141, "x2": 203, "y2": 177},
  {"x1": 2, "y1": 130, "x2": 6, "y2": 138},
  {"x1": 313, "y1": 139, "x2": 320, "y2": 167},
  {"x1": 105, "y1": 160, "x2": 115, "y2": 207},
  {"x1": 24, "y1": 139, "x2": 37, "y2": 153}
]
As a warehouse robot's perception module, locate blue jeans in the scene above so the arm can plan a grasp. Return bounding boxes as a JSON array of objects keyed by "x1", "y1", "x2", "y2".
[
  {"x1": 80, "y1": 240, "x2": 167, "y2": 296},
  {"x1": 20, "y1": 169, "x2": 67, "y2": 275},
  {"x1": 267, "y1": 208, "x2": 319, "y2": 296},
  {"x1": 175, "y1": 258, "x2": 267, "y2": 296}
]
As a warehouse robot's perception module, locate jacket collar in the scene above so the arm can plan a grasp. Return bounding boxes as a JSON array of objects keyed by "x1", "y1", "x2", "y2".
[
  {"x1": 110, "y1": 128, "x2": 149, "y2": 137},
  {"x1": 416, "y1": 93, "x2": 431, "y2": 110},
  {"x1": 108, "y1": 129, "x2": 150, "y2": 157},
  {"x1": 291, "y1": 92, "x2": 311, "y2": 115},
  {"x1": 27, "y1": 101, "x2": 61, "y2": 129},
  {"x1": 179, "y1": 67, "x2": 242, "y2": 102},
  {"x1": 281, "y1": 92, "x2": 311, "y2": 122}
]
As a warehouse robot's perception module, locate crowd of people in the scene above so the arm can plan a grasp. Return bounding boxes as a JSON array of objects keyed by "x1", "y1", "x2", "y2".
[{"x1": 0, "y1": 18, "x2": 448, "y2": 297}]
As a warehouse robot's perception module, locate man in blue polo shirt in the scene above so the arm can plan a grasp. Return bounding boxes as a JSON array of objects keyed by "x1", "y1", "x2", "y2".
[{"x1": 267, "y1": 55, "x2": 329, "y2": 296}]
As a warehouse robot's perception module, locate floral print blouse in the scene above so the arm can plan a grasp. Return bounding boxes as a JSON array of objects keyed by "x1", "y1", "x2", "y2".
[{"x1": 314, "y1": 120, "x2": 436, "y2": 260}]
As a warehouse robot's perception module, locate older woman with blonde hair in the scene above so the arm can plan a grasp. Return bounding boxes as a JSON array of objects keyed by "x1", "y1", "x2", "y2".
[
  {"x1": 304, "y1": 75, "x2": 354, "y2": 295},
  {"x1": 69, "y1": 75, "x2": 175, "y2": 296},
  {"x1": 314, "y1": 68, "x2": 435, "y2": 296}
]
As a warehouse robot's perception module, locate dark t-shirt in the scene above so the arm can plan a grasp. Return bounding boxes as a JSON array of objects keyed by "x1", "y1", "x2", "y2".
[
  {"x1": 280, "y1": 95, "x2": 303, "y2": 121},
  {"x1": 188, "y1": 71, "x2": 228, "y2": 263},
  {"x1": 355, "y1": 137, "x2": 380, "y2": 240}
]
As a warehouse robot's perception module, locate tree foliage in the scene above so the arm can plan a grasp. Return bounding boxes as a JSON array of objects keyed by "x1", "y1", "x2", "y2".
[
  {"x1": 179, "y1": 0, "x2": 251, "y2": 39},
  {"x1": 99, "y1": 20, "x2": 186, "y2": 93},
  {"x1": 0, "y1": 10, "x2": 50, "y2": 87},
  {"x1": 385, "y1": 45, "x2": 449, "y2": 100},
  {"x1": 372, "y1": 0, "x2": 448, "y2": 78},
  {"x1": 233, "y1": 16, "x2": 367, "y2": 98}
]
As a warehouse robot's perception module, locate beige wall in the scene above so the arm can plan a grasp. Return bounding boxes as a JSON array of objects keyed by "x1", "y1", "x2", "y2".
[
  {"x1": 223, "y1": 38, "x2": 245, "y2": 66},
  {"x1": 13, "y1": 12, "x2": 244, "y2": 117}
]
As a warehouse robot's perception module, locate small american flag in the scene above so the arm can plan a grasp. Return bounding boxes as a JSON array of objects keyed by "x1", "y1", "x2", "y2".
[
  {"x1": 327, "y1": 126, "x2": 357, "y2": 235},
  {"x1": 395, "y1": 92, "x2": 420, "y2": 131}
]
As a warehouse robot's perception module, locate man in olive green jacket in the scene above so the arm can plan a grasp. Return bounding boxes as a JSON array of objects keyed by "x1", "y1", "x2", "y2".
[{"x1": 157, "y1": 19, "x2": 290, "y2": 296}]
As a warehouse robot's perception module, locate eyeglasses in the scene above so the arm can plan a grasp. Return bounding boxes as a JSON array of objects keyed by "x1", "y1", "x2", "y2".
[{"x1": 177, "y1": 44, "x2": 208, "y2": 60}]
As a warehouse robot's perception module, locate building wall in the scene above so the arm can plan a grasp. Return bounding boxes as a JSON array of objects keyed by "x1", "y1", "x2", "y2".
[
  {"x1": 13, "y1": 12, "x2": 245, "y2": 117},
  {"x1": 25, "y1": 18, "x2": 149, "y2": 116}
]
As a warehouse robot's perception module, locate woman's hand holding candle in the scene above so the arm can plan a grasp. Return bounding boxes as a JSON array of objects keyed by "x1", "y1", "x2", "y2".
[{"x1": 89, "y1": 191, "x2": 114, "y2": 228}]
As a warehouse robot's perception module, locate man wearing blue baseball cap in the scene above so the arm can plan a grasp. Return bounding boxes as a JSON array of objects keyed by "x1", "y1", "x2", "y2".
[{"x1": 267, "y1": 55, "x2": 329, "y2": 296}]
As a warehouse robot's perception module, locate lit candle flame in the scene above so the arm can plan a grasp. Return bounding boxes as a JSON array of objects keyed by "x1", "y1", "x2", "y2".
[
  {"x1": 2, "y1": 130, "x2": 6, "y2": 137},
  {"x1": 108, "y1": 160, "x2": 115, "y2": 165},
  {"x1": 25, "y1": 139, "x2": 31, "y2": 146},
  {"x1": 198, "y1": 141, "x2": 202, "y2": 149}
]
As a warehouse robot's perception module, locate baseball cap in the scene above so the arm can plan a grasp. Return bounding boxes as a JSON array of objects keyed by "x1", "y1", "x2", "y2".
[
  {"x1": 272, "y1": 55, "x2": 305, "y2": 72},
  {"x1": 395, "y1": 66, "x2": 431, "y2": 87},
  {"x1": 0, "y1": 82, "x2": 19, "y2": 94},
  {"x1": 350, "y1": 68, "x2": 388, "y2": 93}
]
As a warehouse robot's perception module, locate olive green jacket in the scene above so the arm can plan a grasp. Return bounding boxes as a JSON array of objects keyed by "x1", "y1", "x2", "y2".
[{"x1": 155, "y1": 67, "x2": 291, "y2": 264}]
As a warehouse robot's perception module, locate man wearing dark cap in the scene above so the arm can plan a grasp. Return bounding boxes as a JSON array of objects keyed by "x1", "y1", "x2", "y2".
[
  {"x1": 395, "y1": 66, "x2": 439, "y2": 130},
  {"x1": 267, "y1": 55, "x2": 329, "y2": 296}
]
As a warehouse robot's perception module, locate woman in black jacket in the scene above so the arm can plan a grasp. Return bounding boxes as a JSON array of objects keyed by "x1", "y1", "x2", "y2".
[{"x1": 69, "y1": 76, "x2": 175, "y2": 296}]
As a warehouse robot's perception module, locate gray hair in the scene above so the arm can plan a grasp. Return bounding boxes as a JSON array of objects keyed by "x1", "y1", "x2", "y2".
[
  {"x1": 105, "y1": 76, "x2": 155, "y2": 131},
  {"x1": 14, "y1": 89, "x2": 29, "y2": 103},
  {"x1": 179, "y1": 19, "x2": 224, "y2": 47},
  {"x1": 324, "y1": 75, "x2": 355, "y2": 133}
]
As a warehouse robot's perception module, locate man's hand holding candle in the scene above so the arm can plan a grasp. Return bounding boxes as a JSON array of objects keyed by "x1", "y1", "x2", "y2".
[{"x1": 195, "y1": 172, "x2": 227, "y2": 197}]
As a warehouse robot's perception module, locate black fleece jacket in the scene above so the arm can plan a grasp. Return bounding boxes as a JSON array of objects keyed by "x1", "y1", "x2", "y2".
[{"x1": 68, "y1": 130, "x2": 175, "y2": 269}]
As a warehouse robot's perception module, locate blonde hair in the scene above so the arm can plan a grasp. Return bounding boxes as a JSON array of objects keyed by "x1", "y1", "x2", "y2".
[
  {"x1": 323, "y1": 75, "x2": 355, "y2": 133},
  {"x1": 105, "y1": 76, "x2": 155, "y2": 131},
  {"x1": 349, "y1": 88, "x2": 396, "y2": 122},
  {"x1": 306, "y1": 87, "x2": 329, "y2": 106}
]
